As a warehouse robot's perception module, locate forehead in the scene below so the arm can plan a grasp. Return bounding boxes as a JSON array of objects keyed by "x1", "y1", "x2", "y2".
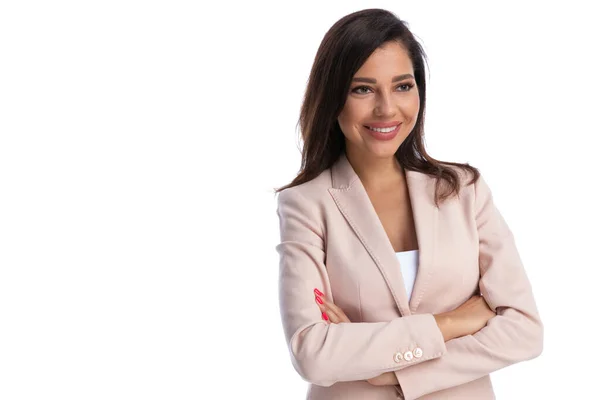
[{"x1": 354, "y1": 41, "x2": 414, "y2": 77}]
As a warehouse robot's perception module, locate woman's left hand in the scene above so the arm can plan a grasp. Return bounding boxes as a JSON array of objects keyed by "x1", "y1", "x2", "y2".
[
  {"x1": 313, "y1": 288, "x2": 399, "y2": 386},
  {"x1": 314, "y1": 289, "x2": 351, "y2": 323}
]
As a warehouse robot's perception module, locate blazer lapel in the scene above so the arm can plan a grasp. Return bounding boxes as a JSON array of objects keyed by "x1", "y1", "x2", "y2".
[
  {"x1": 327, "y1": 152, "x2": 438, "y2": 316},
  {"x1": 406, "y1": 167, "x2": 438, "y2": 313}
]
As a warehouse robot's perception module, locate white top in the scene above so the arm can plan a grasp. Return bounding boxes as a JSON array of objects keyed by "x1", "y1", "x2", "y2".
[{"x1": 395, "y1": 250, "x2": 419, "y2": 301}]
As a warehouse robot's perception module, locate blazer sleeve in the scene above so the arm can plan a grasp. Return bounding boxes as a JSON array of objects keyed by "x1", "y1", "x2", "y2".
[
  {"x1": 393, "y1": 174, "x2": 544, "y2": 400},
  {"x1": 276, "y1": 187, "x2": 447, "y2": 387}
]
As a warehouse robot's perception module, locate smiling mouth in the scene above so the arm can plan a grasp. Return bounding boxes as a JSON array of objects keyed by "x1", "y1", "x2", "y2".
[{"x1": 364, "y1": 124, "x2": 400, "y2": 133}]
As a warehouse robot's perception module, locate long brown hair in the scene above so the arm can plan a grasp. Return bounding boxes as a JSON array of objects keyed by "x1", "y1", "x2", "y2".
[{"x1": 274, "y1": 8, "x2": 479, "y2": 207}]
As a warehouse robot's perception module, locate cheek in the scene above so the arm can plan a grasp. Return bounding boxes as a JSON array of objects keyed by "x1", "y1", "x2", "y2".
[
  {"x1": 338, "y1": 102, "x2": 364, "y2": 131},
  {"x1": 341, "y1": 99, "x2": 368, "y2": 121},
  {"x1": 408, "y1": 93, "x2": 420, "y2": 117},
  {"x1": 337, "y1": 112, "x2": 349, "y2": 136}
]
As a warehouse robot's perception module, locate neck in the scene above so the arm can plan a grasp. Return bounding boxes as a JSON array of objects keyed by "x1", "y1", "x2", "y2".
[{"x1": 345, "y1": 150, "x2": 405, "y2": 192}]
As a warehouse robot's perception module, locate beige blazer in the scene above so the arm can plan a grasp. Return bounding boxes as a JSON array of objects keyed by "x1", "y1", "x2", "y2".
[{"x1": 275, "y1": 152, "x2": 543, "y2": 400}]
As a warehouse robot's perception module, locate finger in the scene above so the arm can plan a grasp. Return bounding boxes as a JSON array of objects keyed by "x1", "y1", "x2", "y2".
[
  {"x1": 320, "y1": 299, "x2": 351, "y2": 323},
  {"x1": 315, "y1": 298, "x2": 341, "y2": 323},
  {"x1": 321, "y1": 298, "x2": 351, "y2": 323},
  {"x1": 316, "y1": 304, "x2": 336, "y2": 323},
  {"x1": 314, "y1": 293, "x2": 351, "y2": 323},
  {"x1": 325, "y1": 300, "x2": 346, "y2": 317},
  {"x1": 314, "y1": 297, "x2": 332, "y2": 323},
  {"x1": 324, "y1": 309, "x2": 340, "y2": 324}
]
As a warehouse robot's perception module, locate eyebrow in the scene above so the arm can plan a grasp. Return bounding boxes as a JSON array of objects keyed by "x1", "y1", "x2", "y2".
[{"x1": 352, "y1": 74, "x2": 415, "y2": 83}]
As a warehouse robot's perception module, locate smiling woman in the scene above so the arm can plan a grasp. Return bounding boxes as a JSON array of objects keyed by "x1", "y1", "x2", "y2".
[{"x1": 274, "y1": 8, "x2": 543, "y2": 400}]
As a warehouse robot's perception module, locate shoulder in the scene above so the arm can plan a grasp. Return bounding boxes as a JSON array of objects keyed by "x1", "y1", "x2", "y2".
[
  {"x1": 438, "y1": 164, "x2": 497, "y2": 215},
  {"x1": 422, "y1": 163, "x2": 485, "y2": 208},
  {"x1": 275, "y1": 168, "x2": 334, "y2": 233},
  {"x1": 276, "y1": 168, "x2": 332, "y2": 206},
  {"x1": 444, "y1": 163, "x2": 480, "y2": 187}
]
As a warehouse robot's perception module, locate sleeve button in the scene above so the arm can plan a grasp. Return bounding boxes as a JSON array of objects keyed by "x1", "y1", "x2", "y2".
[
  {"x1": 394, "y1": 352, "x2": 403, "y2": 363},
  {"x1": 413, "y1": 347, "x2": 423, "y2": 358},
  {"x1": 403, "y1": 350, "x2": 414, "y2": 361}
]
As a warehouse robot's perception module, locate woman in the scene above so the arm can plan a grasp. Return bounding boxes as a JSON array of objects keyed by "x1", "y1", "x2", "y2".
[{"x1": 274, "y1": 8, "x2": 543, "y2": 400}]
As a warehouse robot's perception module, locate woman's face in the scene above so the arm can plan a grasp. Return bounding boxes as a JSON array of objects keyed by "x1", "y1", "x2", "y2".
[{"x1": 337, "y1": 41, "x2": 420, "y2": 160}]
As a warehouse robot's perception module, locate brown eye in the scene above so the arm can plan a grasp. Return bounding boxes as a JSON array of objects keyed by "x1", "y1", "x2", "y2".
[
  {"x1": 351, "y1": 86, "x2": 371, "y2": 94},
  {"x1": 397, "y1": 83, "x2": 415, "y2": 91}
]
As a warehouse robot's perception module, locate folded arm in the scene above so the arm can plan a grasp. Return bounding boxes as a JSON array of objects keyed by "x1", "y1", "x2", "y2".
[
  {"x1": 276, "y1": 187, "x2": 447, "y2": 387},
  {"x1": 393, "y1": 174, "x2": 544, "y2": 400}
]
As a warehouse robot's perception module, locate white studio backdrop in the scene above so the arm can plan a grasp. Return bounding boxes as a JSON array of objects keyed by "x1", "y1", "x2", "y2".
[{"x1": 0, "y1": 1, "x2": 598, "y2": 399}]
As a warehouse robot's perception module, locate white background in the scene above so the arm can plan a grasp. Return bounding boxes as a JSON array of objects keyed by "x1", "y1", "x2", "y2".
[{"x1": 1, "y1": 1, "x2": 598, "y2": 399}]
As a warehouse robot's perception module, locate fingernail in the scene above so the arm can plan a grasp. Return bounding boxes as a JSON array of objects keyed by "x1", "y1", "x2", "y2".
[
  {"x1": 314, "y1": 288, "x2": 324, "y2": 297},
  {"x1": 315, "y1": 296, "x2": 323, "y2": 304},
  {"x1": 322, "y1": 312, "x2": 329, "y2": 321}
]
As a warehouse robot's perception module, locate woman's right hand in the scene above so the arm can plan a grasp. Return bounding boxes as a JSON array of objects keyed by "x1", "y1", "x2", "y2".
[{"x1": 434, "y1": 294, "x2": 496, "y2": 341}]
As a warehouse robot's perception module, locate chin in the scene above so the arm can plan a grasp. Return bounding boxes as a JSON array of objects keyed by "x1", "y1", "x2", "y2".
[
  {"x1": 365, "y1": 145, "x2": 400, "y2": 159},
  {"x1": 365, "y1": 137, "x2": 405, "y2": 153}
]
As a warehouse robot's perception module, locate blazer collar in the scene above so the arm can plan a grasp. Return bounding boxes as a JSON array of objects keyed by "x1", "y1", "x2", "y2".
[{"x1": 327, "y1": 152, "x2": 438, "y2": 316}]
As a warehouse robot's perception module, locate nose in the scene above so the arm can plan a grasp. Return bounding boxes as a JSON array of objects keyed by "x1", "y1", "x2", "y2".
[{"x1": 374, "y1": 92, "x2": 395, "y2": 117}]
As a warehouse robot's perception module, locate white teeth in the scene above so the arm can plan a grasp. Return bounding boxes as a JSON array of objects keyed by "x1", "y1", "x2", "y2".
[{"x1": 367, "y1": 125, "x2": 398, "y2": 133}]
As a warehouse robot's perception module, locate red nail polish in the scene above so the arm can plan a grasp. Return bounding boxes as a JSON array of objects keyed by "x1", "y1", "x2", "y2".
[
  {"x1": 315, "y1": 296, "x2": 323, "y2": 304},
  {"x1": 314, "y1": 288, "x2": 324, "y2": 297},
  {"x1": 322, "y1": 312, "x2": 329, "y2": 321}
]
